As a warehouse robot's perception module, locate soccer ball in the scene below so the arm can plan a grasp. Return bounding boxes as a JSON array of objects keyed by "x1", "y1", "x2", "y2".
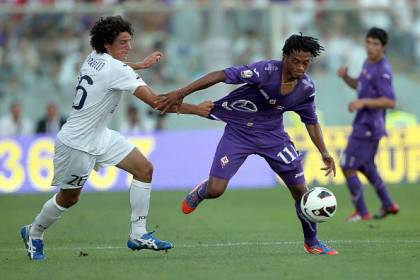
[{"x1": 300, "y1": 187, "x2": 337, "y2": 223}]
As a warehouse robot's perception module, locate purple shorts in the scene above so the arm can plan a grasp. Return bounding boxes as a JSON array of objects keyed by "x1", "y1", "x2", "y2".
[
  {"x1": 209, "y1": 125, "x2": 305, "y2": 186},
  {"x1": 340, "y1": 137, "x2": 379, "y2": 170}
]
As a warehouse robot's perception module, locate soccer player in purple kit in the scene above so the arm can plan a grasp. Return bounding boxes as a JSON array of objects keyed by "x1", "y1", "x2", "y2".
[
  {"x1": 337, "y1": 27, "x2": 399, "y2": 222},
  {"x1": 157, "y1": 34, "x2": 338, "y2": 255}
]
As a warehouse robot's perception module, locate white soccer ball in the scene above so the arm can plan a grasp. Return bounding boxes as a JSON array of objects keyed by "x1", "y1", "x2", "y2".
[{"x1": 300, "y1": 187, "x2": 337, "y2": 223}]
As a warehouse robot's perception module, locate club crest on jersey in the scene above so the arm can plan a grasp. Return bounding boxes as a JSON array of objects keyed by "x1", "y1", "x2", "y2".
[
  {"x1": 240, "y1": 70, "x2": 253, "y2": 78},
  {"x1": 220, "y1": 156, "x2": 229, "y2": 168}
]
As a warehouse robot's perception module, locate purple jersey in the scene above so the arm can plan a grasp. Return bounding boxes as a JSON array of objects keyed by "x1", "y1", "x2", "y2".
[
  {"x1": 351, "y1": 58, "x2": 395, "y2": 140},
  {"x1": 209, "y1": 60, "x2": 318, "y2": 144}
]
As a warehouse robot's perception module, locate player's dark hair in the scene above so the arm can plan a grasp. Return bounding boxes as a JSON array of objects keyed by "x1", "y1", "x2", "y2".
[
  {"x1": 90, "y1": 15, "x2": 133, "y2": 54},
  {"x1": 282, "y1": 33, "x2": 324, "y2": 57},
  {"x1": 366, "y1": 27, "x2": 388, "y2": 46}
]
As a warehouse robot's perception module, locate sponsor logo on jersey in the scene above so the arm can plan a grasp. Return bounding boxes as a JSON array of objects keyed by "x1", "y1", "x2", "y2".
[
  {"x1": 222, "y1": 101, "x2": 233, "y2": 111},
  {"x1": 230, "y1": 100, "x2": 258, "y2": 112}
]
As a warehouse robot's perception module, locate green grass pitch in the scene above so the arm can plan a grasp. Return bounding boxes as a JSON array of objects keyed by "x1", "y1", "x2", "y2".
[{"x1": 1, "y1": 184, "x2": 419, "y2": 280}]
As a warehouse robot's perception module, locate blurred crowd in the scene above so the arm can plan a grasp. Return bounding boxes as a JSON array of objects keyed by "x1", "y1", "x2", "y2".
[{"x1": 0, "y1": 0, "x2": 419, "y2": 135}]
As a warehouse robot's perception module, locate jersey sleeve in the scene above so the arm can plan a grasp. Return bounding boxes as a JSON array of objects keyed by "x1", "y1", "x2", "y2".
[
  {"x1": 223, "y1": 61, "x2": 265, "y2": 86},
  {"x1": 375, "y1": 69, "x2": 395, "y2": 100},
  {"x1": 292, "y1": 86, "x2": 318, "y2": 125},
  {"x1": 109, "y1": 63, "x2": 147, "y2": 94}
]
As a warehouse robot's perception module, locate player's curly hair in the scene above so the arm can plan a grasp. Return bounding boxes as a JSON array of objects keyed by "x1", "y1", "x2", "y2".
[
  {"x1": 90, "y1": 15, "x2": 133, "y2": 54},
  {"x1": 366, "y1": 27, "x2": 388, "y2": 46},
  {"x1": 282, "y1": 33, "x2": 324, "y2": 57}
]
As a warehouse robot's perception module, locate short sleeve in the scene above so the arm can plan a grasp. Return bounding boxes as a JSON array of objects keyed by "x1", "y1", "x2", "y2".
[
  {"x1": 292, "y1": 95, "x2": 318, "y2": 125},
  {"x1": 109, "y1": 63, "x2": 147, "y2": 94},
  {"x1": 376, "y1": 70, "x2": 395, "y2": 100},
  {"x1": 223, "y1": 61, "x2": 265, "y2": 86}
]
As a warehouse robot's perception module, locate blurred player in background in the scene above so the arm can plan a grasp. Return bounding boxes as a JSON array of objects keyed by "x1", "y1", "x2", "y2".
[
  {"x1": 157, "y1": 34, "x2": 338, "y2": 255},
  {"x1": 20, "y1": 15, "x2": 213, "y2": 260},
  {"x1": 337, "y1": 27, "x2": 399, "y2": 222}
]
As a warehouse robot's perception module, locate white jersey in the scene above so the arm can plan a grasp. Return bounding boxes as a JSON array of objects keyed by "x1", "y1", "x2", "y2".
[{"x1": 57, "y1": 51, "x2": 146, "y2": 155}]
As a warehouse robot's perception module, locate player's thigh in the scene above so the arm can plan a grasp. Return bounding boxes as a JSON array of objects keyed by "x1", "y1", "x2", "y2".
[
  {"x1": 96, "y1": 130, "x2": 135, "y2": 170},
  {"x1": 209, "y1": 134, "x2": 252, "y2": 182},
  {"x1": 260, "y1": 141, "x2": 307, "y2": 200},
  {"x1": 52, "y1": 140, "x2": 96, "y2": 189},
  {"x1": 340, "y1": 138, "x2": 378, "y2": 171},
  {"x1": 93, "y1": 130, "x2": 150, "y2": 180}
]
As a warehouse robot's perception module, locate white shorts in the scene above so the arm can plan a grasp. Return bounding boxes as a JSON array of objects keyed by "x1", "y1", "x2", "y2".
[{"x1": 52, "y1": 131, "x2": 134, "y2": 189}]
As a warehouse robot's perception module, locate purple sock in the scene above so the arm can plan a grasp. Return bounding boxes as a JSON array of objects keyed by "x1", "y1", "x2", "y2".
[
  {"x1": 364, "y1": 167, "x2": 393, "y2": 209},
  {"x1": 295, "y1": 202, "x2": 318, "y2": 246},
  {"x1": 186, "y1": 180, "x2": 209, "y2": 208},
  {"x1": 346, "y1": 175, "x2": 369, "y2": 216}
]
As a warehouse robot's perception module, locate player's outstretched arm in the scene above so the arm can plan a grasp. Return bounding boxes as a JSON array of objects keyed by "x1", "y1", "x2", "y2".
[
  {"x1": 337, "y1": 67, "x2": 358, "y2": 90},
  {"x1": 133, "y1": 85, "x2": 214, "y2": 117},
  {"x1": 176, "y1": 101, "x2": 214, "y2": 117},
  {"x1": 305, "y1": 123, "x2": 336, "y2": 177},
  {"x1": 155, "y1": 70, "x2": 226, "y2": 114},
  {"x1": 347, "y1": 96, "x2": 395, "y2": 112},
  {"x1": 126, "y1": 51, "x2": 163, "y2": 70}
]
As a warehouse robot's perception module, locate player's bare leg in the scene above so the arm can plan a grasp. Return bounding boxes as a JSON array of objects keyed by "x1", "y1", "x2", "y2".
[
  {"x1": 117, "y1": 148, "x2": 173, "y2": 251},
  {"x1": 181, "y1": 176, "x2": 228, "y2": 214}
]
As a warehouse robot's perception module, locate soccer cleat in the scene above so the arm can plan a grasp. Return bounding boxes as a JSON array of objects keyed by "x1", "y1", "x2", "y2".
[
  {"x1": 373, "y1": 203, "x2": 399, "y2": 220},
  {"x1": 345, "y1": 211, "x2": 371, "y2": 222},
  {"x1": 181, "y1": 199, "x2": 196, "y2": 214},
  {"x1": 304, "y1": 241, "x2": 339, "y2": 255},
  {"x1": 181, "y1": 181, "x2": 206, "y2": 214},
  {"x1": 127, "y1": 231, "x2": 173, "y2": 251},
  {"x1": 20, "y1": 225, "x2": 45, "y2": 260}
]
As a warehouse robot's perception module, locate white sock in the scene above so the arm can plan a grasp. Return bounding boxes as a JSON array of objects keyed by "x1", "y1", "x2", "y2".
[
  {"x1": 129, "y1": 180, "x2": 151, "y2": 239},
  {"x1": 29, "y1": 194, "x2": 67, "y2": 239}
]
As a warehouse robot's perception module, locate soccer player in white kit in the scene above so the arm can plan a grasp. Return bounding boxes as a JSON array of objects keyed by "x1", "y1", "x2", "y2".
[{"x1": 20, "y1": 15, "x2": 213, "y2": 260}]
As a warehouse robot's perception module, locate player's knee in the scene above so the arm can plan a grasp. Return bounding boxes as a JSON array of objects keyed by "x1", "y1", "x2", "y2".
[
  {"x1": 207, "y1": 185, "x2": 225, "y2": 198},
  {"x1": 342, "y1": 168, "x2": 356, "y2": 178},
  {"x1": 133, "y1": 161, "x2": 153, "y2": 183},
  {"x1": 57, "y1": 191, "x2": 80, "y2": 208},
  {"x1": 67, "y1": 195, "x2": 80, "y2": 207}
]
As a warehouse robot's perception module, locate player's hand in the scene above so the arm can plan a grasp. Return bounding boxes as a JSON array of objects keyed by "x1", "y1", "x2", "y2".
[
  {"x1": 196, "y1": 101, "x2": 214, "y2": 117},
  {"x1": 348, "y1": 100, "x2": 364, "y2": 112},
  {"x1": 140, "y1": 51, "x2": 163, "y2": 69},
  {"x1": 321, "y1": 153, "x2": 336, "y2": 177},
  {"x1": 337, "y1": 67, "x2": 348, "y2": 78},
  {"x1": 155, "y1": 90, "x2": 184, "y2": 114}
]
